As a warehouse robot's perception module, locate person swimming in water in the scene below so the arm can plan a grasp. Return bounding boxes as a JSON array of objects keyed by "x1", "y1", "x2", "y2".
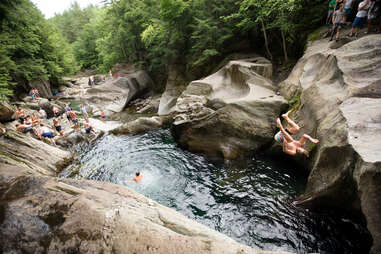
[
  {"x1": 132, "y1": 172, "x2": 143, "y2": 182},
  {"x1": 275, "y1": 111, "x2": 319, "y2": 157}
]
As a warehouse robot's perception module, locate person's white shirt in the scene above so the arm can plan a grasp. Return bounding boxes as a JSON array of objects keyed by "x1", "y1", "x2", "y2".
[{"x1": 357, "y1": 1, "x2": 370, "y2": 17}]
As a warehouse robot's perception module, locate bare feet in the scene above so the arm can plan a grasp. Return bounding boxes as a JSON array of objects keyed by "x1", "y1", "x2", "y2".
[
  {"x1": 310, "y1": 138, "x2": 319, "y2": 144},
  {"x1": 282, "y1": 110, "x2": 292, "y2": 119}
]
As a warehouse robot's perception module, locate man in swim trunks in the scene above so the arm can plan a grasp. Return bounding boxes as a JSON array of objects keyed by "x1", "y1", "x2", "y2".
[
  {"x1": 39, "y1": 124, "x2": 56, "y2": 146},
  {"x1": 16, "y1": 123, "x2": 41, "y2": 139},
  {"x1": 276, "y1": 117, "x2": 319, "y2": 157},
  {"x1": 64, "y1": 104, "x2": 72, "y2": 124},
  {"x1": 69, "y1": 110, "x2": 80, "y2": 130},
  {"x1": 132, "y1": 172, "x2": 143, "y2": 182},
  {"x1": 15, "y1": 107, "x2": 27, "y2": 123},
  {"x1": 53, "y1": 117, "x2": 64, "y2": 136},
  {"x1": 84, "y1": 120, "x2": 95, "y2": 134}
]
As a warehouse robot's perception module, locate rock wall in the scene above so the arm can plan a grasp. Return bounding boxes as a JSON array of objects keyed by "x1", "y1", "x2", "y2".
[
  {"x1": 0, "y1": 138, "x2": 290, "y2": 254},
  {"x1": 171, "y1": 57, "x2": 287, "y2": 160},
  {"x1": 278, "y1": 35, "x2": 381, "y2": 254}
]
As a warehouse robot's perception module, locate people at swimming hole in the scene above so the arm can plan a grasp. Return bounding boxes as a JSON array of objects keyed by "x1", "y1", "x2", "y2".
[{"x1": 274, "y1": 110, "x2": 319, "y2": 157}]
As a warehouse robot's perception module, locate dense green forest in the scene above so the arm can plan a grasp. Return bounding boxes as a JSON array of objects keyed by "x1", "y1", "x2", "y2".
[{"x1": 0, "y1": 0, "x2": 327, "y2": 100}]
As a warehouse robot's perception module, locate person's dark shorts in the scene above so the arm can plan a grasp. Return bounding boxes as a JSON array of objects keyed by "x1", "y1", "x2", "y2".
[
  {"x1": 85, "y1": 127, "x2": 92, "y2": 134},
  {"x1": 55, "y1": 126, "x2": 62, "y2": 132},
  {"x1": 333, "y1": 22, "x2": 343, "y2": 30},
  {"x1": 67, "y1": 115, "x2": 72, "y2": 121},
  {"x1": 42, "y1": 132, "x2": 54, "y2": 138},
  {"x1": 352, "y1": 17, "x2": 366, "y2": 27},
  {"x1": 19, "y1": 116, "x2": 26, "y2": 123},
  {"x1": 22, "y1": 126, "x2": 33, "y2": 134},
  {"x1": 344, "y1": 8, "x2": 351, "y2": 16},
  {"x1": 72, "y1": 118, "x2": 79, "y2": 124}
]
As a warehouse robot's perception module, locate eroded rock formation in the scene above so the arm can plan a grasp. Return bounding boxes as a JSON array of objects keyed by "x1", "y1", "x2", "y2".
[
  {"x1": 278, "y1": 35, "x2": 381, "y2": 254},
  {"x1": 171, "y1": 57, "x2": 287, "y2": 159}
]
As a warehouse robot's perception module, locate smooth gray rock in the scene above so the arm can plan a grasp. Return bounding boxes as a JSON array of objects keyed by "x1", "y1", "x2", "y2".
[
  {"x1": 278, "y1": 35, "x2": 381, "y2": 254},
  {"x1": 172, "y1": 57, "x2": 287, "y2": 160},
  {"x1": 0, "y1": 101, "x2": 15, "y2": 122}
]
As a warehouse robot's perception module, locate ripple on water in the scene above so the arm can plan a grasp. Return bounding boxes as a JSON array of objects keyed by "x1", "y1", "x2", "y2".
[{"x1": 60, "y1": 129, "x2": 371, "y2": 254}]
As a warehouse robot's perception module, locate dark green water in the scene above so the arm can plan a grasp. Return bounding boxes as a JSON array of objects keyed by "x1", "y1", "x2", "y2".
[{"x1": 60, "y1": 129, "x2": 371, "y2": 254}]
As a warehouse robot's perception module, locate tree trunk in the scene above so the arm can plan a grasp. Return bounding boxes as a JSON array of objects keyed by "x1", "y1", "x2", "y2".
[
  {"x1": 261, "y1": 19, "x2": 272, "y2": 61},
  {"x1": 281, "y1": 29, "x2": 288, "y2": 63}
]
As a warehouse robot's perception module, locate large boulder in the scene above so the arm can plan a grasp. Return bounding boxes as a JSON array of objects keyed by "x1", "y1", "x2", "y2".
[
  {"x1": 278, "y1": 35, "x2": 381, "y2": 254},
  {"x1": 171, "y1": 57, "x2": 287, "y2": 160},
  {"x1": 0, "y1": 129, "x2": 72, "y2": 176},
  {"x1": 0, "y1": 167, "x2": 291, "y2": 254},
  {"x1": 0, "y1": 101, "x2": 15, "y2": 122},
  {"x1": 30, "y1": 79, "x2": 53, "y2": 98},
  {"x1": 110, "y1": 116, "x2": 171, "y2": 135},
  {"x1": 158, "y1": 65, "x2": 188, "y2": 115},
  {"x1": 84, "y1": 70, "x2": 153, "y2": 116}
]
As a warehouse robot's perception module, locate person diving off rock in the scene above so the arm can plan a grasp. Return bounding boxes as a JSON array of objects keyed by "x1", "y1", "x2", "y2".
[{"x1": 274, "y1": 111, "x2": 319, "y2": 157}]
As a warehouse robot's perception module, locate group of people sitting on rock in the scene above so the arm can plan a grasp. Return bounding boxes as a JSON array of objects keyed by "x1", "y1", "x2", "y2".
[
  {"x1": 12, "y1": 103, "x2": 96, "y2": 146},
  {"x1": 327, "y1": 0, "x2": 380, "y2": 41},
  {"x1": 29, "y1": 88, "x2": 40, "y2": 100},
  {"x1": 274, "y1": 110, "x2": 319, "y2": 157}
]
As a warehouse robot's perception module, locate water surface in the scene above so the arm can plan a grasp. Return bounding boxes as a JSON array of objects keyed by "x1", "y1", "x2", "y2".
[{"x1": 61, "y1": 129, "x2": 371, "y2": 253}]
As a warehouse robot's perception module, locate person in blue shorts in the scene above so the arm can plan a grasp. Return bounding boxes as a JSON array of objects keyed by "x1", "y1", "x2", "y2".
[
  {"x1": 39, "y1": 124, "x2": 56, "y2": 146},
  {"x1": 348, "y1": 0, "x2": 371, "y2": 38}
]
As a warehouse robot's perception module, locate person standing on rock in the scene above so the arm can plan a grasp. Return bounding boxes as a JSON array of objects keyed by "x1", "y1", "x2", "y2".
[
  {"x1": 53, "y1": 117, "x2": 64, "y2": 136},
  {"x1": 80, "y1": 104, "x2": 88, "y2": 120},
  {"x1": 109, "y1": 70, "x2": 112, "y2": 78},
  {"x1": 348, "y1": 0, "x2": 371, "y2": 38},
  {"x1": 330, "y1": 4, "x2": 346, "y2": 41},
  {"x1": 327, "y1": 0, "x2": 337, "y2": 24},
  {"x1": 69, "y1": 110, "x2": 80, "y2": 131},
  {"x1": 344, "y1": 0, "x2": 355, "y2": 23},
  {"x1": 64, "y1": 104, "x2": 72, "y2": 124}
]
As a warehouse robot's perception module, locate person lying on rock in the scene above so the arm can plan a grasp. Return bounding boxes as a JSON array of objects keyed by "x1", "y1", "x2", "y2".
[
  {"x1": 132, "y1": 172, "x2": 143, "y2": 182},
  {"x1": 53, "y1": 117, "x2": 64, "y2": 136},
  {"x1": 15, "y1": 106, "x2": 26, "y2": 123},
  {"x1": 275, "y1": 116, "x2": 319, "y2": 157},
  {"x1": 39, "y1": 124, "x2": 56, "y2": 146},
  {"x1": 16, "y1": 123, "x2": 40, "y2": 139}
]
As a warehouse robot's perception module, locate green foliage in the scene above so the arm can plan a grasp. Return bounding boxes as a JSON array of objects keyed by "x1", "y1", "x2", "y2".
[{"x1": 0, "y1": 0, "x2": 77, "y2": 101}]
